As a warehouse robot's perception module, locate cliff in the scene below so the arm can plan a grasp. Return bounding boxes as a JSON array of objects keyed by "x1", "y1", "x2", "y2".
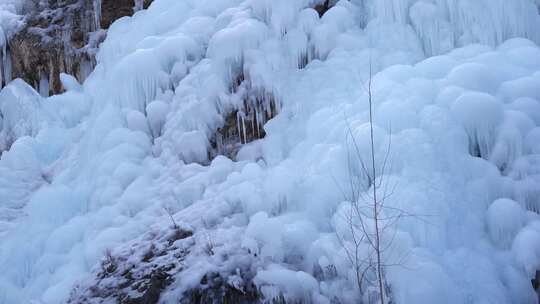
[{"x1": 4, "y1": 0, "x2": 151, "y2": 96}]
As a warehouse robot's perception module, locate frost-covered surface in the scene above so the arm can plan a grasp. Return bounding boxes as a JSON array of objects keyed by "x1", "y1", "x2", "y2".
[
  {"x1": 1, "y1": 0, "x2": 540, "y2": 303},
  {"x1": 0, "y1": 0, "x2": 24, "y2": 38},
  {"x1": 0, "y1": 0, "x2": 24, "y2": 87}
]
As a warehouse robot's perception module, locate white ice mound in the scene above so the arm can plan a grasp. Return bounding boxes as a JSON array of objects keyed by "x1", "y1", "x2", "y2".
[{"x1": 487, "y1": 198, "x2": 525, "y2": 248}]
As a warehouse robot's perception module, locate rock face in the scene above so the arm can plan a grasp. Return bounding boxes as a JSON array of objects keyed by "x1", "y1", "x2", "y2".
[
  {"x1": 8, "y1": 0, "x2": 99, "y2": 96},
  {"x1": 67, "y1": 226, "x2": 264, "y2": 304},
  {"x1": 101, "y1": 0, "x2": 151, "y2": 29},
  {"x1": 67, "y1": 226, "x2": 191, "y2": 304},
  {"x1": 5, "y1": 0, "x2": 151, "y2": 96}
]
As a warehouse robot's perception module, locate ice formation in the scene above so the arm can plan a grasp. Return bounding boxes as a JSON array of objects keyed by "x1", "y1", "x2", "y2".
[
  {"x1": 0, "y1": 0, "x2": 540, "y2": 303},
  {"x1": 0, "y1": 0, "x2": 23, "y2": 87}
]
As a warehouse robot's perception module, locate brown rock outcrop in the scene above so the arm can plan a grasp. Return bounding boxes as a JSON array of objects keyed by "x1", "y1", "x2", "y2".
[{"x1": 5, "y1": 0, "x2": 152, "y2": 96}]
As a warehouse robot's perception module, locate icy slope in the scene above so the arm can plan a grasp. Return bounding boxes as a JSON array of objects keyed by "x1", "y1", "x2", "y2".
[{"x1": 0, "y1": 0, "x2": 540, "y2": 303}]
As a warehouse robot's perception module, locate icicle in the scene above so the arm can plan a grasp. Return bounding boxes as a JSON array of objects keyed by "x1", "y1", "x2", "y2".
[
  {"x1": 236, "y1": 110, "x2": 242, "y2": 143},
  {"x1": 3, "y1": 44, "x2": 11, "y2": 86},
  {"x1": 216, "y1": 132, "x2": 223, "y2": 154},
  {"x1": 0, "y1": 47, "x2": 3, "y2": 88},
  {"x1": 134, "y1": 0, "x2": 144, "y2": 12},
  {"x1": 241, "y1": 114, "x2": 247, "y2": 144},
  {"x1": 79, "y1": 59, "x2": 93, "y2": 83},
  {"x1": 372, "y1": 0, "x2": 410, "y2": 24},
  {"x1": 274, "y1": 90, "x2": 281, "y2": 114},
  {"x1": 93, "y1": 0, "x2": 102, "y2": 30},
  {"x1": 247, "y1": 98, "x2": 254, "y2": 139},
  {"x1": 39, "y1": 71, "x2": 50, "y2": 97},
  {"x1": 0, "y1": 29, "x2": 4, "y2": 87},
  {"x1": 255, "y1": 105, "x2": 260, "y2": 139}
]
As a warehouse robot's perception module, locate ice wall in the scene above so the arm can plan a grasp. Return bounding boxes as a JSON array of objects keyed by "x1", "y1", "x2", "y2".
[{"x1": 361, "y1": 0, "x2": 540, "y2": 55}]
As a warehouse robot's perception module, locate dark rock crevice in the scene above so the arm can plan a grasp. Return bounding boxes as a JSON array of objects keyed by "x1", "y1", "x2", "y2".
[
  {"x1": 314, "y1": 0, "x2": 335, "y2": 17},
  {"x1": 181, "y1": 272, "x2": 261, "y2": 304},
  {"x1": 209, "y1": 69, "x2": 280, "y2": 161}
]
